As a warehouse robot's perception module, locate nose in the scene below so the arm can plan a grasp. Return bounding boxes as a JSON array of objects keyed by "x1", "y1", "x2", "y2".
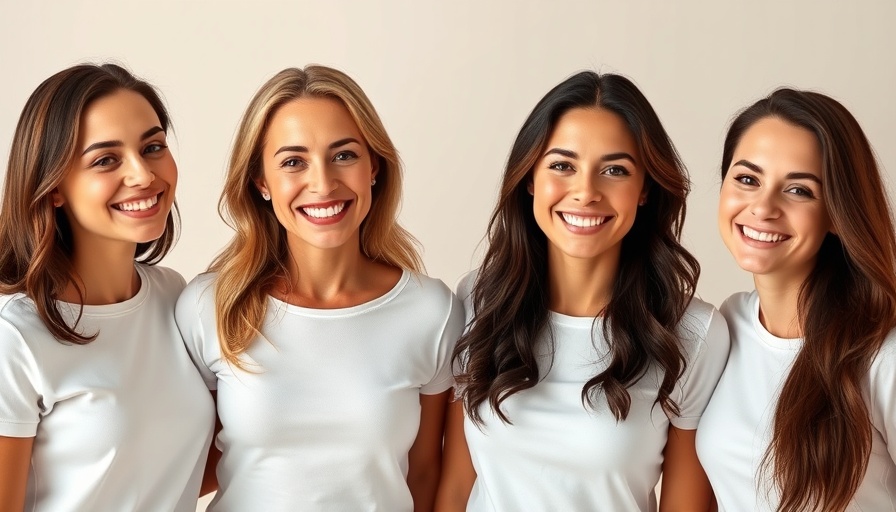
[
  {"x1": 571, "y1": 171, "x2": 601, "y2": 204},
  {"x1": 123, "y1": 156, "x2": 155, "y2": 188},
  {"x1": 307, "y1": 162, "x2": 338, "y2": 196},
  {"x1": 749, "y1": 189, "x2": 781, "y2": 219}
]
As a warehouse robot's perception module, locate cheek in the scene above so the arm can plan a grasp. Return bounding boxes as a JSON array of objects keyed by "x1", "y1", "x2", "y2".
[
  {"x1": 531, "y1": 176, "x2": 563, "y2": 210},
  {"x1": 717, "y1": 184, "x2": 744, "y2": 221}
]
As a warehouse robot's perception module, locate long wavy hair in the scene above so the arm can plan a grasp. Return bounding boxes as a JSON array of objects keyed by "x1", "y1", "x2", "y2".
[
  {"x1": 0, "y1": 63, "x2": 178, "y2": 344},
  {"x1": 211, "y1": 65, "x2": 422, "y2": 368},
  {"x1": 454, "y1": 71, "x2": 699, "y2": 425},
  {"x1": 721, "y1": 89, "x2": 896, "y2": 512}
]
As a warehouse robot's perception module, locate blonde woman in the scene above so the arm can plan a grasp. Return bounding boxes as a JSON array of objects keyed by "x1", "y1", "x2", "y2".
[{"x1": 176, "y1": 66, "x2": 463, "y2": 511}]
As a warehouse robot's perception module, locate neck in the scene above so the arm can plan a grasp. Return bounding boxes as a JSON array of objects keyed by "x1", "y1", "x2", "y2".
[
  {"x1": 547, "y1": 245, "x2": 619, "y2": 317},
  {"x1": 282, "y1": 234, "x2": 400, "y2": 309},
  {"x1": 753, "y1": 270, "x2": 810, "y2": 339},
  {"x1": 62, "y1": 241, "x2": 140, "y2": 305}
]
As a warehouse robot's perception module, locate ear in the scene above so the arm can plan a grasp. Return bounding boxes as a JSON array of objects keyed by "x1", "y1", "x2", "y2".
[
  {"x1": 638, "y1": 190, "x2": 648, "y2": 206},
  {"x1": 50, "y1": 189, "x2": 64, "y2": 207},
  {"x1": 371, "y1": 155, "x2": 380, "y2": 180},
  {"x1": 252, "y1": 177, "x2": 269, "y2": 197},
  {"x1": 527, "y1": 180, "x2": 534, "y2": 196}
]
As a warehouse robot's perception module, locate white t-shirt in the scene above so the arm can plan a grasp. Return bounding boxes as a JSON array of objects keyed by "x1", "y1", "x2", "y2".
[
  {"x1": 456, "y1": 274, "x2": 731, "y2": 511},
  {"x1": 175, "y1": 270, "x2": 464, "y2": 512},
  {"x1": 696, "y1": 291, "x2": 896, "y2": 511},
  {"x1": 0, "y1": 264, "x2": 215, "y2": 512}
]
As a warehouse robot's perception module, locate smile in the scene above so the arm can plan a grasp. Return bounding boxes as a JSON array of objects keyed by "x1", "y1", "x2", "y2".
[
  {"x1": 740, "y1": 225, "x2": 790, "y2": 243},
  {"x1": 112, "y1": 193, "x2": 160, "y2": 212},
  {"x1": 560, "y1": 212, "x2": 609, "y2": 228},
  {"x1": 301, "y1": 201, "x2": 347, "y2": 219}
]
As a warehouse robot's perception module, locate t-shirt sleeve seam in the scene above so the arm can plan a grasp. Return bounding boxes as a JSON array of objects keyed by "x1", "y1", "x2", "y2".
[{"x1": 420, "y1": 284, "x2": 462, "y2": 395}]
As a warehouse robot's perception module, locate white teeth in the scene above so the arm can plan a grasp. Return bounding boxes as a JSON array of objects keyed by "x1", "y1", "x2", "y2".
[
  {"x1": 115, "y1": 195, "x2": 158, "y2": 212},
  {"x1": 302, "y1": 202, "x2": 346, "y2": 219},
  {"x1": 560, "y1": 213, "x2": 606, "y2": 228},
  {"x1": 742, "y1": 225, "x2": 788, "y2": 243}
]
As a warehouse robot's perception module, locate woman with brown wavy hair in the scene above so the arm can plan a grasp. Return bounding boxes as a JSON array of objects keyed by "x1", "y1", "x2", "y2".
[
  {"x1": 697, "y1": 89, "x2": 896, "y2": 511},
  {"x1": 435, "y1": 71, "x2": 730, "y2": 511},
  {"x1": 175, "y1": 65, "x2": 464, "y2": 511},
  {"x1": 0, "y1": 63, "x2": 213, "y2": 510}
]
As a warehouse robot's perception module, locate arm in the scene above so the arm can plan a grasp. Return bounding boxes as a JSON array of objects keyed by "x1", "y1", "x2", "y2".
[
  {"x1": 200, "y1": 390, "x2": 222, "y2": 496},
  {"x1": 659, "y1": 426, "x2": 714, "y2": 512},
  {"x1": 434, "y1": 399, "x2": 475, "y2": 512},
  {"x1": 0, "y1": 435, "x2": 34, "y2": 510},
  {"x1": 408, "y1": 390, "x2": 451, "y2": 512}
]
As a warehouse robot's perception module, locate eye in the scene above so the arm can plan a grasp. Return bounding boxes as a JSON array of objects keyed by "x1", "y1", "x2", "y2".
[
  {"x1": 280, "y1": 157, "x2": 307, "y2": 169},
  {"x1": 90, "y1": 155, "x2": 119, "y2": 168},
  {"x1": 333, "y1": 151, "x2": 359, "y2": 162},
  {"x1": 548, "y1": 161, "x2": 574, "y2": 172},
  {"x1": 143, "y1": 142, "x2": 168, "y2": 155},
  {"x1": 785, "y1": 185, "x2": 816, "y2": 199},
  {"x1": 601, "y1": 165, "x2": 631, "y2": 177},
  {"x1": 733, "y1": 174, "x2": 759, "y2": 186}
]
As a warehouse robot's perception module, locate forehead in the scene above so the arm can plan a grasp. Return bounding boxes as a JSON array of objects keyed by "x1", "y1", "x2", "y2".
[
  {"x1": 78, "y1": 89, "x2": 161, "y2": 144},
  {"x1": 264, "y1": 96, "x2": 364, "y2": 146},
  {"x1": 734, "y1": 117, "x2": 822, "y2": 174},
  {"x1": 546, "y1": 107, "x2": 636, "y2": 153}
]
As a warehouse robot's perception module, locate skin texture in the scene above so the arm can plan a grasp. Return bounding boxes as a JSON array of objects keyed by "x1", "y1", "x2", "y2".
[
  {"x1": 0, "y1": 436, "x2": 33, "y2": 511},
  {"x1": 251, "y1": 96, "x2": 445, "y2": 510},
  {"x1": 434, "y1": 400, "x2": 475, "y2": 512},
  {"x1": 408, "y1": 391, "x2": 452, "y2": 511},
  {"x1": 53, "y1": 89, "x2": 177, "y2": 305},
  {"x1": 529, "y1": 107, "x2": 646, "y2": 317},
  {"x1": 659, "y1": 427, "x2": 713, "y2": 511},
  {"x1": 0, "y1": 90, "x2": 178, "y2": 509},
  {"x1": 718, "y1": 116, "x2": 830, "y2": 337},
  {"x1": 255, "y1": 97, "x2": 377, "y2": 261}
]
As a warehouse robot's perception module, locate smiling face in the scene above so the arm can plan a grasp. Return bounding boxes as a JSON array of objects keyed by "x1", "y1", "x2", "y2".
[
  {"x1": 54, "y1": 89, "x2": 177, "y2": 251},
  {"x1": 530, "y1": 107, "x2": 647, "y2": 268},
  {"x1": 255, "y1": 96, "x2": 377, "y2": 256},
  {"x1": 718, "y1": 116, "x2": 832, "y2": 282}
]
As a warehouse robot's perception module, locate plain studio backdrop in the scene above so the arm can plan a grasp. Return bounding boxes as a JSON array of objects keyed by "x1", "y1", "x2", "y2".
[{"x1": 2, "y1": 1, "x2": 894, "y2": 509}]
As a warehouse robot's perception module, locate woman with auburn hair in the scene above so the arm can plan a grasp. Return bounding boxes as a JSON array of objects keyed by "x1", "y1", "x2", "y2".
[
  {"x1": 435, "y1": 71, "x2": 729, "y2": 511},
  {"x1": 0, "y1": 64, "x2": 213, "y2": 510},
  {"x1": 697, "y1": 89, "x2": 896, "y2": 511},
  {"x1": 175, "y1": 65, "x2": 463, "y2": 511}
]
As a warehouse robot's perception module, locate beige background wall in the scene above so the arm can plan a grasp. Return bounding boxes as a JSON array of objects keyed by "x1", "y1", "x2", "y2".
[{"x1": 1, "y1": 1, "x2": 894, "y2": 508}]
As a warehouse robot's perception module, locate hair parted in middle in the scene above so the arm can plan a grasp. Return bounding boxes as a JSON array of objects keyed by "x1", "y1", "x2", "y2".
[
  {"x1": 454, "y1": 70, "x2": 700, "y2": 425},
  {"x1": 211, "y1": 65, "x2": 422, "y2": 368}
]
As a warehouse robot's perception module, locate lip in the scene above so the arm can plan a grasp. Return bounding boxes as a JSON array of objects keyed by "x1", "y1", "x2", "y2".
[
  {"x1": 110, "y1": 191, "x2": 165, "y2": 219},
  {"x1": 297, "y1": 199, "x2": 352, "y2": 226},
  {"x1": 556, "y1": 211, "x2": 613, "y2": 234},
  {"x1": 736, "y1": 223, "x2": 791, "y2": 247}
]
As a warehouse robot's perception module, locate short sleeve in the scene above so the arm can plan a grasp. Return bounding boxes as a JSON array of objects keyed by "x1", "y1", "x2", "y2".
[
  {"x1": 420, "y1": 290, "x2": 465, "y2": 395},
  {"x1": 869, "y1": 335, "x2": 896, "y2": 463},
  {"x1": 669, "y1": 305, "x2": 731, "y2": 430},
  {"x1": 174, "y1": 276, "x2": 219, "y2": 390},
  {"x1": 0, "y1": 318, "x2": 41, "y2": 437}
]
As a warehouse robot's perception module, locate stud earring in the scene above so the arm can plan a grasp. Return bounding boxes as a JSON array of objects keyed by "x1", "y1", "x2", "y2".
[
  {"x1": 262, "y1": 192, "x2": 271, "y2": 201},
  {"x1": 371, "y1": 178, "x2": 377, "y2": 186}
]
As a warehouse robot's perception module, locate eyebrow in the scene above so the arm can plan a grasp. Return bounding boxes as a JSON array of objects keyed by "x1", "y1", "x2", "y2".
[
  {"x1": 542, "y1": 147, "x2": 637, "y2": 164},
  {"x1": 732, "y1": 159, "x2": 822, "y2": 184},
  {"x1": 273, "y1": 137, "x2": 362, "y2": 156},
  {"x1": 80, "y1": 126, "x2": 165, "y2": 156}
]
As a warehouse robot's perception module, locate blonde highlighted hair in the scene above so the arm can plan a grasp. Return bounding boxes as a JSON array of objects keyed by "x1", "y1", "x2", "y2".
[{"x1": 211, "y1": 65, "x2": 421, "y2": 367}]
